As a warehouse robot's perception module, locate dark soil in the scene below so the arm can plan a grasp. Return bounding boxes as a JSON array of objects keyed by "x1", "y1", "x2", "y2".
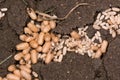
[{"x1": 0, "y1": 0, "x2": 120, "y2": 80}]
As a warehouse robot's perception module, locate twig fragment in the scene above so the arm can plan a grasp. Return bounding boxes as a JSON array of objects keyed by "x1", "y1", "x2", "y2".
[
  {"x1": 36, "y1": 3, "x2": 89, "y2": 21},
  {"x1": 0, "y1": 55, "x2": 12, "y2": 65},
  {"x1": 57, "y1": 3, "x2": 89, "y2": 20}
]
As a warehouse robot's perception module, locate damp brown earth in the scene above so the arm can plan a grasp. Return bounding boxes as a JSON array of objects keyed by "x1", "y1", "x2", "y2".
[{"x1": 0, "y1": 0, "x2": 120, "y2": 80}]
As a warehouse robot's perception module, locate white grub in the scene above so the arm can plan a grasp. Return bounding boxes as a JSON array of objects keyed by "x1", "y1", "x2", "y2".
[
  {"x1": 27, "y1": 22, "x2": 39, "y2": 33},
  {"x1": 19, "y1": 59, "x2": 26, "y2": 65},
  {"x1": 44, "y1": 33, "x2": 51, "y2": 42},
  {"x1": 53, "y1": 58, "x2": 58, "y2": 62},
  {"x1": 25, "y1": 36, "x2": 34, "y2": 42},
  {"x1": 1, "y1": 8, "x2": 8, "y2": 12},
  {"x1": 95, "y1": 32, "x2": 99, "y2": 39},
  {"x1": 57, "y1": 54, "x2": 63, "y2": 62},
  {"x1": 111, "y1": 29, "x2": 117, "y2": 38},
  {"x1": 113, "y1": 24, "x2": 119, "y2": 29},
  {"x1": 49, "y1": 20, "x2": 56, "y2": 29},
  {"x1": 115, "y1": 15, "x2": 118, "y2": 24},
  {"x1": 0, "y1": 12, "x2": 5, "y2": 19},
  {"x1": 56, "y1": 50, "x2": 62, "y2": 56},
  {"x1": 6, "y1": 73, "x2": 20, "y2": 80},
  {"x1": 19, "y1": 65, "x2": 31, "y2": 73},
  {"x1": 87, "y1": 50, "x2": 93, "y2": 57},
  {"x1": 94, "y1": 20, "x2": 102, "y2": 25},
  {"x1": 16, "y1": 42, "x2": 29, "y2": 50},
  {"x1": 24, "y1": 27, "x2": 32, "y2": 34},
  {"x1": 52, "y1": 36, "x2": 59, "y2": 43},
  {"x1": 101, "y1": 25, "x2": 109, "y2": 30},
  {"x1": 78, "y1": 27, "x2": 87, "y2": 36},
  {"x1": 51, "y1": 33, "x2": 59, "y2": 43},
  {"x1": 21, "y1": 70, "x2": 32, "y2": 80},
  {"x1": 22, "y1": 47, "x2": 30, "y2": 54},
  {"x1": 76, "y1": 49, "x2": 84, "y2": 55},
  {"x1": 109, "y1": 28, "x2": 113, "y2": 34},
  {"x1": 27, "y1": 8, "x2": 37, "y2": 20},
  {"x1": 19, "y1": 34, "x2": 27, "y2": 41},
  {"x1": 110, "y1": 16, "x2": 116, "y2": 24},
  {"x1": 98, "y1": 37, "x2": 102, "y2": 43},
  {"x1": 97, "y1": 13, "x2": 101, "y2": 20},
  {"x1": 42, "y1": 20, "x2": 49, "y2": 26},
  {"x1": 60, "y1": 39, "x2": 65, "y2": 46},
  {"x1": 36, "y1": 46, "x2": 42, "y2": 52},
  {"x1": 70, "y1": 31, "x2": 80, "y2": 39},
  {"x1": 41, "y1": 25, "x2": 51, "y2": 33},
  {"x1": 107, "y1": 19, "x2": 113, "y2": 25},
  {"x1": 42, "y1": 41, "x2": 51, "y2": 53},
  {"x1": 91, "y1": 36, "x2": 96, "y2": 42},
  {"x1": 96, "y1": 31, "x2": 101, "y2": 37},
  {"x1": 102, "y1": 12, "x2": 107, "y2": 16},
  {"x1": 14, "y1": 52, "x2": 23, "y2": 61},
  {"x1": 93, "y1": 20, "x2": 99, "y2": 25},
  {"x1": 8, "y1": 65, "x2": 16, "y2": 72},
  {"x1": 35, "y1": 24, "x2": 41, "y2": 29},
  {"x1": 100, "y1": 14, "x2": 105, "y2": 20},
  {"x1": 100, "y1": 22, "x2": 107, "y2": 26},
  {"x1": 85, "y1": 34, "x2": 90, "y2": 40},
  {"x1": 63, "y1": 47, "x2": 67, "y2": 55},
  {"x1": 38, "y1": 32, "x2": 44, "y2": 45},
  {"x1": 30, "y1": 50, "x2": 38, "y2": 64},
  {"x1": 32, "y1": 33, "x2": 39, "y2": 40},
  {"x1": 45, "y1": 51, "x2": 54, "y2": 64},
  {"x1": 107, "y1": 11, "x2": 116, "y2": 16},
  {"x1": 30, "y1": 40, "x2": 38, "y2": 48},
  {"x1": 83, "y1": 26, "x2": 88, "y2": 31},
  {"x1": 24, "y1": 53, "x2": 31, "y2": 61},
  {"x1": 32, "y1": 71, "x2": 38, "y2": 78},
  {"x1": 117, "y1": 29, "x2": 120, "y2": 34},
  {"x1": 13, "y1": 69, "x2": 21, "y2": 77},
  {"x1": 100, "y1": 40, "x2": 108, "y2": 53},
  {"x1": 93, "y1": 24, "x2": 101, "y2": 30},
  {"x1": 30, "y1": 20, "x2": 34, "y2": 24},
  {"x1": 112, "y1": 7, "x2": 120, "y2": 12}
]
